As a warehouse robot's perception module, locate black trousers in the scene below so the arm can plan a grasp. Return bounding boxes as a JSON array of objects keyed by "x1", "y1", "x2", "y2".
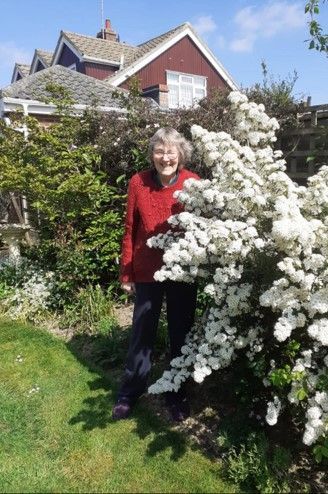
[{"x1": 118, "y1": 281, "x2": 198, "y2": 403}]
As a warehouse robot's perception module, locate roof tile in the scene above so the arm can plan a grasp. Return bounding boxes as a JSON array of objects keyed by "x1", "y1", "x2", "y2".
[
  {"x1": 15, "y1": 64, "x2": 31, "y2": 77},
  {"x1": 61, "y1": 31, "x2": 137, "y2": 64},
  {"x1": 60, "y1": 23, "x2": 188, "y2": 73},
  {"x1": 2, "y1": 65, "x2": 126, "y2": 107},
  {"x1": 36, "y1": 49, "x2": 53, "y2": 67},
  {"x1": 104, "y1": 23, "x2": 189, "y2": 81}
]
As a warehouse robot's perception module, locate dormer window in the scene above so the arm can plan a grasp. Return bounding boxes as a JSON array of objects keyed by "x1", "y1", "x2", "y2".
[{"x1": 166, "y1": 71, "x2": 207, "y2": 109}]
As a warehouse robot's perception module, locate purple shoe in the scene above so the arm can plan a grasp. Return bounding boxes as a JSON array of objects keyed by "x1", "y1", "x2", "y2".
[{"x1": 112, "y1": 399, "x2": 132, "y2": 420}]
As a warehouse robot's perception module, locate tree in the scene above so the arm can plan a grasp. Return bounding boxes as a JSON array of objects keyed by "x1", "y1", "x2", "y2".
[
  {"x1": 0, "y1": 106, "x2": 124, "y2": 299},
  {"x1": 305, "y1": 0, "x2": 328, "y2": 53}
]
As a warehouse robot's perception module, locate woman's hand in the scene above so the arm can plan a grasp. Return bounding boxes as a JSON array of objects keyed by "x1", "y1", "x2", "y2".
[{"x1": 121, "y1": 282, "x2": 136, "y2": 294}]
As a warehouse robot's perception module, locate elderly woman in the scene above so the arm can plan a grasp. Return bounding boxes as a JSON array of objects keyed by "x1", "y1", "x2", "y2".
[{"x1": 112, "y1": 127, "x2": 199, "y2": 422}]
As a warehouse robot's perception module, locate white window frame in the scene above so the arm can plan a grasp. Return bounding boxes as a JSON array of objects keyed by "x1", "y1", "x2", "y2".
[
  {"x1": 166, "y1": 70, "x2": 207, "y2": 109},
  {"x1": 68, "y1": 63, "x2": 77, "y2": 71}
]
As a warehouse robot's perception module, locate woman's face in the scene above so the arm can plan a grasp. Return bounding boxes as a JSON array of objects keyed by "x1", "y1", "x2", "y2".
[{"x1": 152, "y1": 143, "x2": 180, "y2": 182}]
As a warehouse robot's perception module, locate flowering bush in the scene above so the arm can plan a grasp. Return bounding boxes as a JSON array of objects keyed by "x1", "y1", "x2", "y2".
[
  {"x1": 148, "y1": 91, "x2": 328, "y2": 450},
  {"x1": 0, "y1": 263, "x2": 54, "y2": 322}
]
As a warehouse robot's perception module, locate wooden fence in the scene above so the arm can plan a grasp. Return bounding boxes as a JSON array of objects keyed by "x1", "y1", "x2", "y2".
[{"x1": 277, "y1": 104, "x2": 328, "y2": 185}]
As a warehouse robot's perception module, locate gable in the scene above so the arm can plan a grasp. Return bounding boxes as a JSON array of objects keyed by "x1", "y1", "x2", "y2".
[
  {"x1": 11, "y1": 22, "x2": 237, "y2": 97},
  {"x1": 52, "y1": 31, "x2": 134, "y2": 67},
  {"x1": 120, "y1": 35, "x2": 230, "y2": 92},
  {"x1": 57, "y1": 44, "x2": 84, "y2": 72},
  {"x1": 35, "y1": 60, "x2": 46, "y2": 72},
  {"x1": 108, "y1": 24, "x2": 237, "y2": 91},
  {"x1": 11, "y1": 64, "x2": 31, "y2": 83},
  {"x1": 29, "y1": 50, "x2": 53, "y2": 75}
]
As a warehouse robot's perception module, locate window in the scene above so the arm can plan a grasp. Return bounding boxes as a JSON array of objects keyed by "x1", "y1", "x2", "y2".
[
  {"x1": 68, "y1": 63, "x2": 77, "y2": 71},
  {"x1": 167, "y1": 71, "x2": 207, "y2": 108}
]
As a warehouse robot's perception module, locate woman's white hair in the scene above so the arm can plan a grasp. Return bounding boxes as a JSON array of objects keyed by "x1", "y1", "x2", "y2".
[{"x1": 148, "y1": 127, "x2": 193, "y2": 168}]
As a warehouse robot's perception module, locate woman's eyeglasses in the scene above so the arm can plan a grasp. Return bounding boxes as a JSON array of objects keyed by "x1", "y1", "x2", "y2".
[{"x1": 153, "y1": 150, "x2": 178, "y2": 158}]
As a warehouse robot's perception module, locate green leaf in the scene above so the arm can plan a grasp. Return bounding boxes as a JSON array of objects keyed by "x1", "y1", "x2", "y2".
[
  {"x1": 313, "y1": 445, "x2": 328, "y2": 463},
  {"x1": 116, "y1": 174, "x2": 126, "y2": 184},
  {"x1": 296, "y1": 388, "x2": 307, "y2": 401}
]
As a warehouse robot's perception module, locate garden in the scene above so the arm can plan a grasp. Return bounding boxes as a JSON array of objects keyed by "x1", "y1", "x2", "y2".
[{"x1": 0, "y1": 76, "x2": 327, "y2": 493}]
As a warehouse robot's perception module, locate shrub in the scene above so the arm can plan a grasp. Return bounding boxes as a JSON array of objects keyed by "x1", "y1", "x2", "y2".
[
  {"x1": 244, "y1": 62, "x2": 304, "y2": 133},
  {"x1": 0, "y1": 101, "x2": 128, "y2": 290},
  {"x1": 226, "y1": 433, "x2": 292, "y2": 493},
  {"x1": 147, "y1": 91, "x2": 328, "y2": 454},
  {"x1": 0, "y1": 261, "x2": 54, "y2": 322},
  {"x1": 59, "y1": 284, "x2": 117, "y2": 335}
]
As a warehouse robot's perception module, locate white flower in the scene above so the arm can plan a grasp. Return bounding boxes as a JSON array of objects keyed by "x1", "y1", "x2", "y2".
[
  {"x1": 307, "y1": 406, "x2": 322, "y2": 421},
  {"x1": 308, "y1": 320, "x2": 328, "y2": 346},
  {"x1": 314, "y1": 392, "x2": 328, "y2": 412},
  {"x1": 27, "y1": 385, "x2": 40, "y2": 396},
  {"x1": 265, "y1": 396, "x2": 281, "y2": 426},
  {"x1": 147, "y1": 90, "x2": 328, "y2": 449},
  {"x1": 303, "y1": 425, "x2": 317, "y2": 445},
  {"x1": 274, "y1": 317, "x2": 294, "y2": 341}
]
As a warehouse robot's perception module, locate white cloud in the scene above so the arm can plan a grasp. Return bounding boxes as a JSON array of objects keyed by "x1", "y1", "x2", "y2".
[
  {"x1": 0, "y1": 42, "x2": 31, "y2": 68},
  {"x1": 215, "y1": 35, "x2": 227, "y2": 50},
  {"x1": 193, "y1": 15, "x2": 217, "y2": 36},
  {"x1": 0, "y1": 42, "x2": 31, "y2": 85},
  {"x1": 230, "y1": 35, "x2": 256, "y2": 53},
  {"x1": 230, "y1": 1, "x2": 305, "y2": 52}
]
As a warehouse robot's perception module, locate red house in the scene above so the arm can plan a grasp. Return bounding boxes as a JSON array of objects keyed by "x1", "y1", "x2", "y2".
[{"x1": 9, "y1": 19, "x2": 238, "y2": 109}]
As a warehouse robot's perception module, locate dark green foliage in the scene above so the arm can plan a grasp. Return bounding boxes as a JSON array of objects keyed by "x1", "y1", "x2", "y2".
[
  {"x1": 313, "y1": 437, "x2": 328, "y2": 463},
  {"x1": 225, "y1": 432, "x2": 292, "y2": 493},
  {"x1": 245, "y1": 62, "x2": 305, "y2": 133},
  {"x1": 307, "y1": 124, "x2": 328, "y2": 172},
  {"x1": 0, "y1": 101, "x2": 125, "y2": 299}
]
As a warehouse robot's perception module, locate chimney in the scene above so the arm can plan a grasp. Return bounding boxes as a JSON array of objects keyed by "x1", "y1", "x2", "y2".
[{"x1": 96, "y1": 19, "x2": 118, "y2": 42}]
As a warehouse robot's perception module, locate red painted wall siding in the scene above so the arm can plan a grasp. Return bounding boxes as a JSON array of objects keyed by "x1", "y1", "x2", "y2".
[
  {"x1": 84, "y1": 62, "x2": 117, "y2": 80},
  {"x1": 57, "y1": 45, "x2": 117, "y2": 80},
  {"x1": 119, "y1": 36, "x2": 230, "y2": 93}
]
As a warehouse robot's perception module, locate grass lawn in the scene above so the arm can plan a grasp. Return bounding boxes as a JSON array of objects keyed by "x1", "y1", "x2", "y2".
[{"x1": 0, "y1": 320, "x2": 238, "y2": 493}]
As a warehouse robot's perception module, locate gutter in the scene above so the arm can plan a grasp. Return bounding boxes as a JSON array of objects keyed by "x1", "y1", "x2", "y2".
[
  {"x1": 82, "y1": 55, "x2": 121, "y2": 66},
  {"x1": 0, "y1": 97, "x2": 127, "y2": 116}
]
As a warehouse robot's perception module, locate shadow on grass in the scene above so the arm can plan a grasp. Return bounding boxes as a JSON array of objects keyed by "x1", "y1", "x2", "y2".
[
  {"x1": 66, "y1": 331, "x2": 189, "y2": 461},
  {"x1": 66, "y1": 330, "x2": 327, "y2": 492},
  {"x1": 68, "y1": 375, "x2": 114, "y2": 430}
]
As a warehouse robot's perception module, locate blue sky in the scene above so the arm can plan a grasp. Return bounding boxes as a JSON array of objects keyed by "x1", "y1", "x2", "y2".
[{"x1": 0, "y1": 0, "x2": 327, "y2": 104}]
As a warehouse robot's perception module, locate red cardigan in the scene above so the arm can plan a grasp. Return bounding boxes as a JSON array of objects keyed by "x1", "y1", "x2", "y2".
[{"x1": 120, "y1": 168, "x2": 199, "y2": 283}]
